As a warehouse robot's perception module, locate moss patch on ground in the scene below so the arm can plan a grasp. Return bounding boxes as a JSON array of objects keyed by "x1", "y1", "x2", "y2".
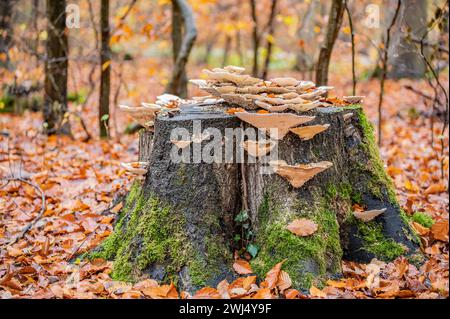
[
  {"x1": 411, "y1": 212, "x2": 435, "y2": 228},
  {"x1": 251, "y1": 188, "x2": 342, "y2": 290},
  {"x1": 88, "y1": 181, "x2": 229, "y2": 287}
]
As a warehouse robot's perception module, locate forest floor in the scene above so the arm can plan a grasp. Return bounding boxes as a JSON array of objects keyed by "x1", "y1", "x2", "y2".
[{"x1": 0, "y1": 71, "x2": 448, "y2": 299}]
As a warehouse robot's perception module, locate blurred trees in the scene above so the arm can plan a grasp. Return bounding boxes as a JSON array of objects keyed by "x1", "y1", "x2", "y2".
[{"x1": 0, "y1": 0, "x2": 15, "y2": 69}]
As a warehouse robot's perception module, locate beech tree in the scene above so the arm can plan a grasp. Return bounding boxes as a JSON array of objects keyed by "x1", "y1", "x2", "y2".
[
  {"x1": 43, "y1": 0, "x2": 70, "y2": 135},
  {"x1": 315, "y1": 0, "x2": 345, "y2": 86},
  {"x1": 99, "y1": 0, "x2": 111, "y2": 138}
]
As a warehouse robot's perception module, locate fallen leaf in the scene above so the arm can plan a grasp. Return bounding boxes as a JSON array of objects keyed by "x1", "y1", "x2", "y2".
[
  {"x1": 310, "y1": 285, "x2": 326, "y2": 298},
  {"x1": 193, "y1": 287, "x2": 221, "y2": 299},
  {"x1": 233, "y1": 259, "x2": 253, "y2": 275},
  {"x1": 286, "y1": 218, "x2": 318, "y2": 236},
  {"x1": 424, "y1": 183, "x2": 447, "y2": 195},
  {"x1": 411, "y1": 222, "x2": 429, "y2": 236},
  {"x1": 264, "y1": 259, "x2": 287, "y2": 289},
  {"x1": 353, "y1": 208, "x2": 386, "y2": 222},
  {"x1": 276, "y1": 270, "x2": 292, "y2": 291},
  {"x1": 431, "y1": 220, "x2": 449, "y2": 242},
  {"x1": 251, "y1": 288, "x2": 273, "y2": 299}
]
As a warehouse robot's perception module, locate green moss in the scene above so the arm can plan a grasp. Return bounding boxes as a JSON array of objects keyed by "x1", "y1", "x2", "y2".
[
  {"x1": 88, "y1": 181, "x2": 228, "y2": 286},
  {"x1": 251, "y1": 191, "x2": 342, "y2": 290},
  {"x1": 356, "y1": 111, "x2": 397, "y2": 204},
  {"x1": 326, "y1": 182, "x2": 362, "y2": 204},
  {"x1": 412, "y1": 212, "x2": 434, "y2": 228},
  {"x1": 350, "y1": 216, "x2": 407, "y2": 261}
]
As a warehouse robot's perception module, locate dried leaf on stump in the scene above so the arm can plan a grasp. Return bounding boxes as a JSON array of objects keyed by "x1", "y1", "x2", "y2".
[{"x1": 286, "y1": 218, "x2": 318, "y2": 236}]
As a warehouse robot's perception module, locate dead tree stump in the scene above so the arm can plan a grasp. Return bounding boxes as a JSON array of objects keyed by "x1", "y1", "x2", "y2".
[{"x1": 92, "y1": 103, "x2": 421, "y2": 292}]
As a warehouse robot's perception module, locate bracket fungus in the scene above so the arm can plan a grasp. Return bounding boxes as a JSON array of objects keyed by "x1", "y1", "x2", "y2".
[
  {"x1": 120, "y1": 162, "x2": 148, "y2": 176},
  {"x1": 242, "y1": 140, "x2": 276, "y2": 158},
  {"x1": 235, "y1": 112, "x2": 315, "y2": 140},
  {"x1": 289, "y1": 124, "x2": 330, "y2": 140},
  {"x1": 343, "y1": 96, "x2": 365, "y2": 104},
  {"x1": 269, "y1": 160, "x2": 333, "y2": 188},
  {"x1": 118, "y1": 104, "x2": 161, "y2": 129}
]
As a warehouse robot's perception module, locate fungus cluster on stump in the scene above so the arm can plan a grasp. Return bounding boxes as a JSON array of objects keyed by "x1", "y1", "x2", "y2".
[{"x1": 91, "y1": 66, "x2": 421, "y2": 293}]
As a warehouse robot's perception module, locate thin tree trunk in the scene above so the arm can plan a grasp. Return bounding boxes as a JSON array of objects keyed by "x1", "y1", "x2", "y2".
[
  {"x1": 249, "y1": 0, "x2": 259, "y2": 77},
  {"x1": 0, "y1": 0, "x2": 15, "y2": 69},
  {"x1": 344, "y1": 0, "x2": 356, "y2": 95},
  {"x1": 166, "y1": 0, "x2": 197, "y2": 98},
  {"x1": 315, "y1": 0, "x2": 345, "y2": 86},
  {"x1": 44, "y1": 0, "x2": 70, "y2": 135},
  {"x1": 378, "y1": 0, "x2": 402, "y2": 146},
  {"x1": 389, "y1": 0, "x2": 427, "y2": 78},
  {"x1": 221, "y1": 35, "x2": 231, "y2": 68},
  {"x1": 261, "y1": 0, "x2": 278, "y2": 80},
  {"x1": 99, "y1": 0, "x2": 111, "y2": 138}
]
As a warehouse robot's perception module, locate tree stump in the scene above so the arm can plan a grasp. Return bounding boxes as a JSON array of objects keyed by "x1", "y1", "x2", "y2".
[{"x1": 91, "y1": 103, "x2": 421, "y2": 293}]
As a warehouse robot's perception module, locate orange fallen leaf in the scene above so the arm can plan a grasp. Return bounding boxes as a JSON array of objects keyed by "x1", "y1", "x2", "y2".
[
  {"x1": 431, "y1": 220, "x2": 449, "y2": 242},
  {"x1": 264, "y1": 259, "x2": 287, "y2": 289},
  {"x1": 193, "y1": 287, "x2": 221, "y2": 299},
  {"x1": 285, "y1": 289, "x2": 300, "y2": 299},
  {"x1": 242, "y1": 276, "x2": 257, "y2": 291},
  {"x1": 424, "y1": 183, "x2": 447, "y2": 195},
  {"x1": 310, "y1": 285, "x2": 326, "y2": 298},
  {"x1": 7, "y1": 246, "x2": 23, "y2": 257},
  {"x1": 276, "y1": 270, "x2": 292, "y2": 291},
  {"x1": 251, "y1": 288, "x2": 273, "y2": 299},
  {"x1": 286, "y1": 218, "x2": 318, "y2": 236},
  {"x1": 411, "y1": 222, "x2": 430, "y2": 236},
  {"x1": 233, "y1": 259, "x2": 253, "y2": 275}
]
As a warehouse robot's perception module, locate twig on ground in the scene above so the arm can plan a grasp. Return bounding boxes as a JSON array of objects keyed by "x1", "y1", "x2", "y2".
[{"x1": 2, "y1": 177, "x2": 46, "y2": 246}]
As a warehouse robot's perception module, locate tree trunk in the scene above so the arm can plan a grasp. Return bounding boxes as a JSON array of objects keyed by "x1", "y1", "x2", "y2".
[
  {"x1": 91, "y1": 102, "x2": 421, "y2": 292},
  {"x1": 99, "y1": 0, "x2": 111, "y2": 138},
  {"x1": 261, "y1": 0, "x2": 278, "y2": 80},
  {"x1": 389, "y1": 0, "x2": 427, "y2": 78},
  {"x1": 315, "y1": 0, "x2": 345, "y2": 86},
  {"x1": 0, "y1": 0, "x2": 15, "y2": 69},
  {"x1": 249, "y1": 0, "x2": 259, "y2": 77},
  {"x1": 166, "y1": 0, "x2": 197, "y2": 98},
  {"x1": 44, "y1": 0, "x2": 70, "y2": 135}
]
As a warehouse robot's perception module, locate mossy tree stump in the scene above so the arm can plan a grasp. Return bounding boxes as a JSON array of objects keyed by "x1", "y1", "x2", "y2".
[{"x1": 92, "y1": 103, "x2": 421, "y2": 292}]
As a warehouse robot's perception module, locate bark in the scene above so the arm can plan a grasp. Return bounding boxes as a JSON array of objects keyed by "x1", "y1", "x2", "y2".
[
  {"x1": 44, "y1": 0, "x2": 70, "y2": 135},
  {"x1": 249, "y1": 0, "x2": 259, "y2": 77},
  {"x1": 99, "y1": 0, "x2": 111, "y2": 138},
  {"x1": 389, "y1": 0, "x2": 427, "y2": 78},
  {"x1": 221, "y1": 35, "x2": 231, "y2": 68},
  {"x1": 94, "y1": 103, "x2": 421, "y2": 292},
  {"x1": 315, "y1": 0, "x2": 345, "y2": 86},
  {"x1": 166, "y1": 0, "x2": 197, "y2": 98},
  {"x1": 261, "y1": 0, "x2": 278, "y2": 80}
]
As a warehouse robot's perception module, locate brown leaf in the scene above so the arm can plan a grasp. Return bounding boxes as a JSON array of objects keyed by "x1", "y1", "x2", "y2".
[
  {"x1": 424, "y1": 183, "x2": 447, "y2": 195},
  {"x1": 242, "y1": 275, "x2": 257, "y2": 291},
  {"x1": 411, "y1": 222, "x2": 429, "y2": 236},
  {"x1": 285, "y1": 289, "x2": 300, "y2": 299},
  {"x1": 232, "y1": 259, "x2": 253, "y2": 275},
  {"x1": 264, "y1": 259, "x2": 287, "y2": 289},
  {"x1": 310, "y1": 285, "x2": 326, "y2": 298},
  {"x1": 353, "y1": 208, "x2": 386, "y2": 222},
  {"x1": 193, "y1": 287, "x2": 221, "y2": 299},
  {"x1": 431, "y1": 220, "x2": 449, "y2": 242},
  {"x1": 251, "y1": 288, "x2": 273, "y2": 299},
  {"x1": 286, "y1": 218, "x2": 318, "y2": 236},
  {"x1": 276, "y1": 271, "x2": 292, "y2": 291}
]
